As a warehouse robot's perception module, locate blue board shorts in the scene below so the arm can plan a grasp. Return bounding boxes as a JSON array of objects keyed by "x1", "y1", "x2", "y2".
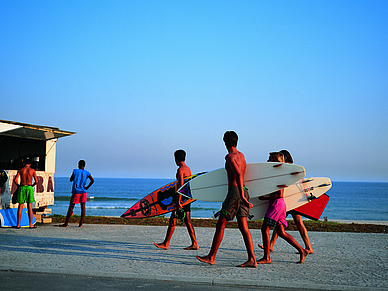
[{"x1": 16, "y1": 186, "x2": 35, "y2": 204}]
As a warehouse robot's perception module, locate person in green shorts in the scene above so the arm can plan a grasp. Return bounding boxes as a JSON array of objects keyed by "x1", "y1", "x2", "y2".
[{"x1": 13, "y1": 157, "x2": 38, "y2": 229}]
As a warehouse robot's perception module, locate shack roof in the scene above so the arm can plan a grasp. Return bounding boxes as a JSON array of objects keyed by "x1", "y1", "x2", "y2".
[{"x1": 0, "y1": 119, "x2": 75, "y2": 141}]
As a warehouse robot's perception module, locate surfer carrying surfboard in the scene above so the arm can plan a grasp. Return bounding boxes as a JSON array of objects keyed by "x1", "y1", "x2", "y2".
[
  {"x1": 197, "y1": 131, "x2": 257, "y2": 267},
  {"x1": 258, "y1": 152, "x2": 308, "y2": 264},
  {"x1": 258, "y1": 150, "x2": 314, "y2": 254},
  {"x1": 154, "y1": 150, "x2": 199, "y2": 250}
]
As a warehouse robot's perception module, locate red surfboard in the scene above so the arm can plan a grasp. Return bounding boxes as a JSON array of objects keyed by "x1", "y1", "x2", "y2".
[
  {"x1": 121, "y1": 173, "x2": 205, "y2": 219},
  {"x1": 290, "y1": 194, "x2": 330, "y2": 220}
]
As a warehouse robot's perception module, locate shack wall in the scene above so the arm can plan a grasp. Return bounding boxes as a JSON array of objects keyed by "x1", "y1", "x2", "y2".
[
  {"x1": 0, "y1": 139, "x2": 57, "y2": 210},
  {"x1": 0, "y1": 170, "x2": 55, "y2": 210}
]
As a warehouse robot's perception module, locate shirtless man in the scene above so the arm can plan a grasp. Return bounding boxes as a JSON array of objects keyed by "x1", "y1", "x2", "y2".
[
  {"x1": 154, "y1": 149, "x2": 199, "y2": 250},
  {"x1": 13, "y1": 157, "x2": 38, "y2": 228},
  {"x1": 197, "y1": 131, "x2": 257, "y2": 267}
]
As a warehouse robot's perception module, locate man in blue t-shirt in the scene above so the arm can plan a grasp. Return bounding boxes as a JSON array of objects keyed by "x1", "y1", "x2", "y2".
[{"x1": 60, "y1": 160, "x2": 94, "y2": 227}]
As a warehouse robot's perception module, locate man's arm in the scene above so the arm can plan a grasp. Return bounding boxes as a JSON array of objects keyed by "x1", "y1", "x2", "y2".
[
  {"x1": 32, "y1": 170, "x2": 38, "y2": 187},
  {"x1": 13, "y1": 170, "x2": 20, "y2": 186},
  {"x1": 85, "y1": 175, "x2": 94, "y2": 190}
]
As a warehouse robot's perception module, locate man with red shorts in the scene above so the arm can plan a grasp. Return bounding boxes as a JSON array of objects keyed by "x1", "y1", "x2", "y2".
[{"x1": 60, "y1": 160, "x2": 94, "y2": 227}]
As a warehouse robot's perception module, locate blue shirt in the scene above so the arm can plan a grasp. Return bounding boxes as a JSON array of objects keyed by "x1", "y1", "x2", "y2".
[{"x1": 71, "y1": 169, "x2": 91, "y2": 194}]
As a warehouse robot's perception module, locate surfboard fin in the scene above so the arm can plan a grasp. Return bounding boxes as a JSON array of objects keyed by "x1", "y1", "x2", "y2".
[
  {"x1": 302, "y1": 178, "x2": 314, "y2": 183},
  {"x1": 291, "y1": 171, "x2": 304, "y2": 175},
  {"x1": 212, "y1": 210, "x2": 221, "y2": 219}
]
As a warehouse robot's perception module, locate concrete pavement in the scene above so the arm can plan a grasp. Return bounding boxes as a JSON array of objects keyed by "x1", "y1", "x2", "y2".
[{"x1": 0, "y1": 224, "x2": 387, "y2": 290}]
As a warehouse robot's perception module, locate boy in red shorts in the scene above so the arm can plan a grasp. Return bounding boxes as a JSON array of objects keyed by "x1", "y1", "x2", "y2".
[{"x1": 60, "y1": 160, "x2": 94, "y2": 227}]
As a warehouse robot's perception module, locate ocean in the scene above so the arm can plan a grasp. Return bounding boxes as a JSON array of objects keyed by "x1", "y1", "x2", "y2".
[{"x1": 52, "y1": 178, "x2": 388, "y2": 221}]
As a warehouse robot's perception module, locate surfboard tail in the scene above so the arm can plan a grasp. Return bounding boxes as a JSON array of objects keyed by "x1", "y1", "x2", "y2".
[
  {"x1": 177, "y1": 182, "x2": 192, "y2": 199},
  {"x1": 291, "y1": 194, "x2": 330, "y2": 220}
]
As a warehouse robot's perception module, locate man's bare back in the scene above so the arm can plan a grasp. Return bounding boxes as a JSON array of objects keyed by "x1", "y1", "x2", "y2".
[
  {"x1": 225, "y1": 149, "x2": 251, "y2": 207},
  {"x1": 14, "y1": 165, "x2": 37, "y2": 186},
  {"x1": 225, "y1": 150, "x2": 246, "y2": 187}
]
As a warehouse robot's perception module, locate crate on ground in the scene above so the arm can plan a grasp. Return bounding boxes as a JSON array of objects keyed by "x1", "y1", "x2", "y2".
[
  {"x1": 42, "y1": 217, "x2": 52, "y2": 223},
  {"x1": 35, "y1": 208, "x2": 52, "y2": 215},
  {"x1": 33, "y1": 207, "x2": 53, "y2": 223}
]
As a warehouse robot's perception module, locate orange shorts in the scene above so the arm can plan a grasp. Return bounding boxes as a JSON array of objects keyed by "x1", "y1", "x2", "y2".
[{"x1": 71, "y1": 193, "x2": 87, "y2": 204}]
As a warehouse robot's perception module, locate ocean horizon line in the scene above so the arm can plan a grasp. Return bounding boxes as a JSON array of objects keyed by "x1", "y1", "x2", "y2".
[{"x1": 53, "y1": 176, "x2": 388, "y2": 184}]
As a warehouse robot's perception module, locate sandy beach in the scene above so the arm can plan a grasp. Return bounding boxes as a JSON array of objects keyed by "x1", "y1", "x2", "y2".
[{"x1": 0, "y1": 223, "x2": 387, "y2": 290}]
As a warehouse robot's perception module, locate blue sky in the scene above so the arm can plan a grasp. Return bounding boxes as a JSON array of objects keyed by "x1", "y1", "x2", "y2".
[{"x1": 1, "y1": 1, "x2": 387, "y2": 182}]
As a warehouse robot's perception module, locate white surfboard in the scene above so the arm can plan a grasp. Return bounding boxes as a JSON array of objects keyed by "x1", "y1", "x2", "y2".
[
  {"x1": 212, "y1": 177, "x2": 332, "y2": 221},
  {"x1": 178, "y1": 162, "x2": 305, "y2": 202}
]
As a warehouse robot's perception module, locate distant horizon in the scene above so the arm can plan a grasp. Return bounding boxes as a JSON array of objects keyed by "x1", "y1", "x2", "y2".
[{"x1": 53, "y1": 175, "x2": 388, "y2": 184}]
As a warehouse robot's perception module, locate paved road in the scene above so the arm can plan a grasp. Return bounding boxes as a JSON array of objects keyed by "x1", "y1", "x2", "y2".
[
  {"x1": 0, "y1": 224, "x2": 387, "y2": 291},
  {"x1": 0, "y1": 270, "x2": 325, "y2": 291}
]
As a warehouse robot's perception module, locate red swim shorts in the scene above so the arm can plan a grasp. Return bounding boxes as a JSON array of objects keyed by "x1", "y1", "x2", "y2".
[{"x1": 71, "y1": 193, "x2": 87, "y2": 204}]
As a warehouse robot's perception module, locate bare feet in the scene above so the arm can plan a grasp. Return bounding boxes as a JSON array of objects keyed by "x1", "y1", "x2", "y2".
[
  {"x1": 154, "y1": 242, "x2": 168, "y2": 250},
  {"x1": 258, "y1": 257, "x2": 271, "y2": 264},
  {"x1": 196, "y1": 255, "x2": 215, "y2": 265},
  {"x1": 236, "y1": 260, "x2": 257, "y2": 268},
  {"x1": 296, "y1": 249, "x2": 313, "y2": 254},
  {"x1": 297, "y1": 249, "x2": 308, "y2": 264},
  {"x1": 59, "y1": 224, "x2": 68, "y2": 227},
  {"x1": 184, "y1": 244, "x2": 199, "y2": 250},
  {"x1": 258, "y1": 244, "x2": 273, "y2": 252}
]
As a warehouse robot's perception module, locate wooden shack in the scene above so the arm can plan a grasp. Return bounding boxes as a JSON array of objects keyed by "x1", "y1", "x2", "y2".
[{"x1": 0, "y1": 119, "x2": 74, "y2": 221}]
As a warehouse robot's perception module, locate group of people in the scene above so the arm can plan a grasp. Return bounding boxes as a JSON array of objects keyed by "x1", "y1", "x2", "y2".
[
  {"x1": 155, "y1": 131, "x2": 312, "y2": 266},
  {"x1": 12, "y1": 130, "x2": 311, "y2": 266},
  {"x1": 12, "y1": 158, "x2": 94, "y2": 229}
]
